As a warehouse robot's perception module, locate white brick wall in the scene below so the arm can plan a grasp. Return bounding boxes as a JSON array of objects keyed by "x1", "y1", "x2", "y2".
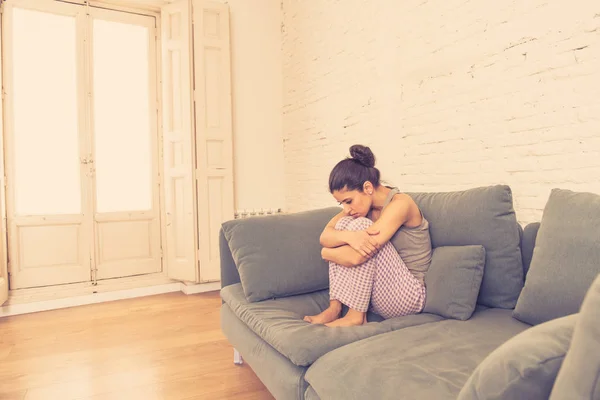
[{"x1": 282, "y1": 0, "x2": 600, "y2": 224}]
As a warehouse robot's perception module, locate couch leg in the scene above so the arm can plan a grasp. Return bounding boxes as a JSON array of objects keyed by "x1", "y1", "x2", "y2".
[{"x1": 233, "y1": 348, "x2": 244, "y2": 365}]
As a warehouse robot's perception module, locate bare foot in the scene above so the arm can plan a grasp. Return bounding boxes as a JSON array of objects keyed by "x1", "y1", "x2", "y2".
[
  {"x1": 325, "y1": 309, "x2": 365, "y2": 327},
  {"x1": 304, "y1": 300, "x2": 342, "y2": 324}
]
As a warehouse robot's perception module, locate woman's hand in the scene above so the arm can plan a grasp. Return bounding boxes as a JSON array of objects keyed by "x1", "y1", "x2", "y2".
[{"x1": 346, "y1": 229, "x2": 381, "y2": 259}]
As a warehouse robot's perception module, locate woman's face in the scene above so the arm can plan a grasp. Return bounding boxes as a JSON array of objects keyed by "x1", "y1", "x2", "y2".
[{"x1": 332, "y1": 185, "x2": 373, "y2": 218}]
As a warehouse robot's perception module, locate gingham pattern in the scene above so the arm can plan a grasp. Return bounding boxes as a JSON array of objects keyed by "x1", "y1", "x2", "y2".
[{"x1": 329, "y1": 217, "x2": 427, "y2": 319}]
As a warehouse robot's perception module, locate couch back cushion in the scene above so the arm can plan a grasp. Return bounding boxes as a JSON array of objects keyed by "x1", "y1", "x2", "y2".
[
  {"x1": 407, "y1": 185, "x2": 524, "y2": 309},
  {"x1": 221, "y1": 207, "x2": 340, "y2": 303},
  {"x1": 513, "y1": 188, "x2": 600, "y2": 325}
]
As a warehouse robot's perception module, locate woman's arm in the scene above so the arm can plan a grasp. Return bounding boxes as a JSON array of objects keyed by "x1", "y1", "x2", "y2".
[
  {"x1": 320, "y1": 211, "x2": 381, "y2": 258},
  {"x1": 367, "y1": 194, "x2": 415, "y2": 247},
  {"x1": 320, "y1": 195, "x2": 419, "y2": 268},
  {"x1": 321, "y1": 246, "x2": 367, "y2": 268}
]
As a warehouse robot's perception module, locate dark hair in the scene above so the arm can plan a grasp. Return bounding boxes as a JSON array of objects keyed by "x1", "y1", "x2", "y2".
[{"x1": 328, "y1": 145, "x2": 381, "y2": 193}]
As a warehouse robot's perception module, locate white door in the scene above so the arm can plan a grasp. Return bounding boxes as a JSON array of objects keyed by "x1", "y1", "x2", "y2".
[
  {"x1": 0, "y1": 12, "x2": 8, "y2": 305},
  {"x1": 192, "y1": 0, "x2": 234, "y2": 282},
  {"x1": 160, "y1": 0, "x2": 235, "y2": 284},
  {"x1": 3, "y1": 0, "x2": 93, "y2": 289},
  {"x1": 88, "y1": 7, "x2": 162, "y2": 280},
  {"x1": 2, "y1": 0, "x2": 162, "y2": 289},
  {"x1": 161, "y1": 0, "x2": 199, "y2": 282}
]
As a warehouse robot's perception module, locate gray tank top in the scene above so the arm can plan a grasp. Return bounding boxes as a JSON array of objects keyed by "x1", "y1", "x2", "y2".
[{"x1": 382, "y1": 187, "x2": 432, "y2": 285}]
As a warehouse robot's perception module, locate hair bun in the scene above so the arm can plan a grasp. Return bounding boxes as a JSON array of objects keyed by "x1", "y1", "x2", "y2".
[{"x1": 349, "y1": 144, "x2": 375, "y2": 168}]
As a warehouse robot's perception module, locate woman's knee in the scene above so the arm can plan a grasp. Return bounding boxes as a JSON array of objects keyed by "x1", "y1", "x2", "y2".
[
  {"x1": 335, "y1": 216, "x2": 373, "y2": 231},
  {"x1": 346, "y1": 217, "x2": 373, "y2": 231},
  {"x1": 335, "y1": 216, "x2": 355, "y2": 230}
]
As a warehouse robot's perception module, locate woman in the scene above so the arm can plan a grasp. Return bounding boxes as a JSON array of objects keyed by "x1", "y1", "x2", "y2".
[{"x1": 304, "y1": 145, "x2": 432, "y2": 327}]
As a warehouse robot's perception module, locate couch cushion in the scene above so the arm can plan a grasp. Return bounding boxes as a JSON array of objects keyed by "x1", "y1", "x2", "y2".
[
  {"x1": 550, "y1": 274, "x2": 600, "y2": 400},
  {"x1": 514, "y1": 188, "x2": 600, "y2": 325},
  {"x1": 305, "y1": 308, "x2": 531, "y2": 400},
  {"x1": 221, "y1": 283, "x2": 443, "y2": 366},
  {"x1": 423, "y1": 245, "x2": 486, "y2": 320},
  {"x1": 458, "y1": 314, "x2": 576, "y2": 400},
  {"x1": 407, "y1": 185, "x2": 524, "y2": 309},
  {"x1": 221, "y1": 207, "x2": 340, "y2": 302}
]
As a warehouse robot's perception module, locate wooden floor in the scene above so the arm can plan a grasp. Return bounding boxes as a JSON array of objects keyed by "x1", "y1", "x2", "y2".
[{"x1": 0, "y1": 291, "x2": 274, "y2": 400}]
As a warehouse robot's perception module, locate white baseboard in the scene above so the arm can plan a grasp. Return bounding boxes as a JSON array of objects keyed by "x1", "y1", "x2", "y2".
[
  {"x1": 0, "y1": 281, "x2": 221, "y2": 318},
  {"x1": 180, "y1": 281, "x2": 221, "y2": 295}
]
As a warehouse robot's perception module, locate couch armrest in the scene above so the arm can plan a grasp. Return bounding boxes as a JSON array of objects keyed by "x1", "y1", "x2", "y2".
[
  {"x1": 521, "y1": 222, "x2": 541, "y2": 278},
  {"x1": 220, "y1": 227, "x2": 240, "y2": 289}
]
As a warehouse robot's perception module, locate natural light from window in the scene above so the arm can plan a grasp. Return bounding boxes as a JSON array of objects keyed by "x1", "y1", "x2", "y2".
[
  {"x1": 12, "y1": 8, "x2": 81, "y2": 216},
  {"x1": 93, "y1": 18, "x2": 153, "y2": 214},
  {"x1": 11, "y1": 7, "x2": 154, "y2": 216}
]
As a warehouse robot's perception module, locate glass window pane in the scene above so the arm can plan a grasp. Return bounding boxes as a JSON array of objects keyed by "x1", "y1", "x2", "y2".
[
  {"x1": 93, "y1": 18, "x2": 153, "y2": 213},
  {"x1": 12, "y1": 8, "x2": 81, "y2": 216}
]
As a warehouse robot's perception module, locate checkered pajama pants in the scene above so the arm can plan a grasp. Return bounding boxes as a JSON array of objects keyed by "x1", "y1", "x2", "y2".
[{"x1": 329, "y1": 216, "x2": 427, "y2": 319}]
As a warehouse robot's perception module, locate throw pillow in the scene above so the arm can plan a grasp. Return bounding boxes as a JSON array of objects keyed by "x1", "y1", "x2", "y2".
[
  {"x1": 513, "y1": 188, "x2": 600, "y2": 325},
  {"x1": 550, "y1": 273, "x2": 600, "y2": 400},
  {"x1": 457, "y1": 314, "x2": 577, "y2": 400},
  {"x1": 423, "y1": 245, "x2": 486, "y2": 320},
  {"x1": 221, "y1": 207, "x2": 340, "y2": 303}
]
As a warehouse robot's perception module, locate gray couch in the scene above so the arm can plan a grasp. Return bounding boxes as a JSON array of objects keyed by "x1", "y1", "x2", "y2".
[{"x1": 219, "y1": 185, "x2": 600, "y2": 400}]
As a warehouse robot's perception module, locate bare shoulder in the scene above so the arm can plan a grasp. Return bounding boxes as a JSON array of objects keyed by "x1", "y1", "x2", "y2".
[
  {"x1": 389, "y1": 193, "x2": 422, "y2": 227},
  {"x1": 389, "y1": 192, "x2": 414, "y2": 208}
]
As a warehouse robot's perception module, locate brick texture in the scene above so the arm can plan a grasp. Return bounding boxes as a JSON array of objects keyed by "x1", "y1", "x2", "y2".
[{"x1": 282, "y1": 0, "x2": 600, "y2": 224}]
